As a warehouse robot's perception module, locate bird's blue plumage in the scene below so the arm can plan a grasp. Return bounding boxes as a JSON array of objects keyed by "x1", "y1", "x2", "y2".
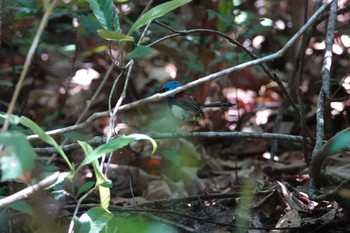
[
  {"x1": 161, "y1": 81, "x2": 182, "y2": 92},
  {"x1": 160, "y1": 81, "x2": 203, "y2": 121}
]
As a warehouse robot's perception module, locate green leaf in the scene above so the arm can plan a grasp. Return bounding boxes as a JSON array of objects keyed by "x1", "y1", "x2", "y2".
[
  {"x1": 88, "y1": 0, "x2": 120, "y2": 31},
  {"x1": 77, "y1": 134, "x2": 157, "y2": 210},
  {"x1": 78, "y1": 141, "x2": 111, "y2": 209},
  {"x1": 328, "y1": 128, "x2": 350, "y2": 155},
  {"x1": 128, "y1": 0, "x2": 192, "y2": 35},
  {"x1": 78, "y1": 134, "x2": 157, "y2": 169},
  {"x1": 74, "y1": 207, "x2": 112, "y2": 233},
  {"x1": 98, "y1": 185, "x2": 110, "y2": 210},
  {"x1": 76, "y1": 181, "x2": 96, "y2": 197},
  {"x1": 206, "y1": 9, "x2": 232, "y2": 27},
  {"x1": 97, "y1": 29, "x2": 134, "y2": 42},
  {"x1": 127, "y1": 45, "x2": 152, "y2": 59},
  {"x1": 0, "y1": 113, "x2": 21, "y2": 125},
  {"x1": 0, "y1": 132, "x2": 36, "y2": 181},
  {"x1": 19, "y1": 116, "x2": 74, "y2": 171}
]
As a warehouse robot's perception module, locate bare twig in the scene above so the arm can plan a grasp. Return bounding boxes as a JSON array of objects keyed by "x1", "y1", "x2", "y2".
[
  {"x1": 1, "y1": 0, "x2": 57, "y2": 132},
  {"x1": 34, "y1": 132, "x2": 312, "y2": 154},
  {"x1": 0, "y1": 172, "x2": 60, "y2": 208},
  {"x1": 103, "y1": 21, "x2": 153, "y2": 173},
  {"x1": 311, "y1": 0, "x2": 337, "y2": 158},
  {"x1": 34, "y1": 136, "x2": 107, "y2": 153},
  {"x1": 102, "y1": 60, "x2": 134, "y2": 172},
  {"x1": 151, "y1": 24, "x2": 302, "y2": 121},
  {"x1": 26, "y1": 0, "x2": 334, "y2": 140},
  {"x1": 295, "y1": 0, "x2": 311, "y2": 166}
]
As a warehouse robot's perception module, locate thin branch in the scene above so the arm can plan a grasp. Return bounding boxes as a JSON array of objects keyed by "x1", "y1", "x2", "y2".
[
  {"x1": 0, "y1": 172, "x2": 60, "y2": 208},
  {"x1": 312, "y1": 0, "x2": 337, "y2": 158},
  {"x1": 27, "y1": 111, "x2": 107, "y2": 140},
  {"x1": 26, "y1": 0, "x2": 334, "y2": 140},
  {"x1": 34, "y1": 136, "x2": 107, "y2": 153},
  {"x1": 309, "y1": 127, "x2": 350, "y2": 200},
  {"x1": 149, "y1": 131, "x2": 309, "y2": 143},
  {"x1": 103, "y1": 21, "x2": 153, "y2": 173},
  {"x1": 108, "y1": 70, "x2": 124, "y2": 112},
  {"x1": 295, "y1": 0, "x2": 311, "y2": 166},
  {"x1": 34, "y1": 132, "x2": 312, "y2": 154},
  {"x1": 150, "y1": 24, "x2": 302, "y2": 122},
  {"x1": 1, "y1": 0, "x2": 57, "y2": 132}
]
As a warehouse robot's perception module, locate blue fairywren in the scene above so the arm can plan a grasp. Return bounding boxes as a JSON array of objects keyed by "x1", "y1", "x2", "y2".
[{"x1": 159, "y1": 81, "x2": 235, "y2": 121}]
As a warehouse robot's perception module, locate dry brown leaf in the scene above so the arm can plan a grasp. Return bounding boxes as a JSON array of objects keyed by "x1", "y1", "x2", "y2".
[{"x1": 271, "y1": 209, "x2": 301, "y2": 233}]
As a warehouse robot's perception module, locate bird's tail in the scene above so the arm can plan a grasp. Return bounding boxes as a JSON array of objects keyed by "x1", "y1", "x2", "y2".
[{"x1": 201, "y1": 102, "x2": 235, "y2": 108}]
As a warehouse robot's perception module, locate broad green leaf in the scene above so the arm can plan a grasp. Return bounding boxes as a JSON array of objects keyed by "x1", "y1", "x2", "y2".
[
  {"x1": 127, "y1": 45, "x2": 152, "y2": 59},
  {"x1": 128, "y1": 0, "x2": 192, "y2": 35},
  {"x1": 78, "y1": 134, "x2": 157, "y2": 169},
  {"x1": 88, "y1": 0, "x2": 120, "y2": 31},
  {"x1": 75, "y1": 207, "x2": 112, "y2": 233},
  {"x1": 107, "y1": 213, "x2": 177, "y2": 233},
  {"x1": 97, "y1": 29, "x2": 134, "y2": 42},
  {"x1": 328, "y1": 128, "x2": 350, "y2": 155},
  {"x1": 19, "y1": 116, "x2": 73, "y2": 171},
  {"x1": 0, "y1": 132, "x2": 36, "y2": 181}
]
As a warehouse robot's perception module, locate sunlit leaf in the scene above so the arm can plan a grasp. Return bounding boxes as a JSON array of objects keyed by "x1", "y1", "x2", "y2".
[
  {"x1": 0, "y1": 132, "x2": 36, "y2": 181},
  {"x1": 97, "y1": 29, "x2": 134, "y2": 42},
  {"x1": 74, "y1": 207, "x2": 112, "y2": 233},
  {"x1": 128, "y1": 0, "x2": 192, "y2": 35}
]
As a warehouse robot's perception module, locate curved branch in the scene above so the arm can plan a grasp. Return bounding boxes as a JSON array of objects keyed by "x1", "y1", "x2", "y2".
[
  {"x1": 27, "y1": 0, "x2": 334, "y2": 140},
  {"x1": 0, "y1": 172, "x2": 60, "y2": 208}
]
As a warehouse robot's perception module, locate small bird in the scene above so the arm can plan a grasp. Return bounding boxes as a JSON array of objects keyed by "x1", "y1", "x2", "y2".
[{"x1": 159, "y1": 81, "x2": 235, "y2": 121}]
